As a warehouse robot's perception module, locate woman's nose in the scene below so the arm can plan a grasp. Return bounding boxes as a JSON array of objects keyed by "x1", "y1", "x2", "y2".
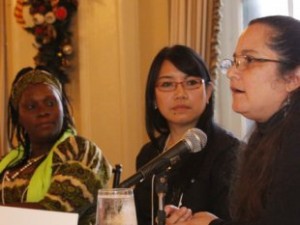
[
  {"x1": 174, "y1": 83, "x2": 188, "y2": 99},
  {"x1": 227, "y1": 67, "x2": 240, "y2": 80},
  {"x1": 36, "y1": 105, "x2": 50, "y2": 117}
]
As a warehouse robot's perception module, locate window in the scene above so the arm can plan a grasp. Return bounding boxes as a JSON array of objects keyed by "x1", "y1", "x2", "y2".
[{"x1": 243, "y1": 0, "x2": 300, "y2": 26}]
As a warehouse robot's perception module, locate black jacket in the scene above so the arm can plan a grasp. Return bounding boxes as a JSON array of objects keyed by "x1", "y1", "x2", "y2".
[
  {"x1": 134, "y1": 123, "x2": 240, "y2": 225},
  {"x1": 211, "y1": 99, "x2": 300, "y2": 225}
]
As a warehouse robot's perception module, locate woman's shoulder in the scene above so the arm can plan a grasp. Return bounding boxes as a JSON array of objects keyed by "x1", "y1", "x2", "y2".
[
  {"x1": 202, "y1": 123, "x2": 241, "y2": 163},
  {"x1": 55, "y1": 134, "x2": 103, "y2": 159},
  {"x1": 138, "y1": 135, "x2": 166, "y2": 155},
  {"x1": 136, "y1": 140, "x2": 158, "y2": 168},
  {"x1": 62, "y1": 134, "x2": 100, "y2": 148},
  {"x1": 209, "y1": 123, "x2": 241, "y2": 148},
  {"x1": 136, "y1": 135, "x2": 166, "y2": 169}
]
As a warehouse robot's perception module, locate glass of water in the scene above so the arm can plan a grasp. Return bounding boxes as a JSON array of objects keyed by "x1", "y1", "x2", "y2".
[{"x1": 96, "y1": 188, "x2": 137, "y2": 225}]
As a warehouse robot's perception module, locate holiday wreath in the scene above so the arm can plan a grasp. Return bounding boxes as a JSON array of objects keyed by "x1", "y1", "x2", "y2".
[{"x1": 14, "y1": 0, "x2": 78, "y2": 83}]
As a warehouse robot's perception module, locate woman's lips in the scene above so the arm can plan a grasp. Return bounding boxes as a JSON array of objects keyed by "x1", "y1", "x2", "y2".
[
  {"x1": 231, "y1": 86, "x2": 245, "y2": 94},
  {"x1": 172, "y1": 105, "x2": 190, "y2": 110},
  {"x1": 36, "y1": 122, "x2": 54, "y2": 129}
]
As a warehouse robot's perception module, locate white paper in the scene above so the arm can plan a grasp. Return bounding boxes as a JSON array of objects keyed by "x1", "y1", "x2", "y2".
[{"x1": 0, "y1": 206, "x2": 78, "y2": 225}]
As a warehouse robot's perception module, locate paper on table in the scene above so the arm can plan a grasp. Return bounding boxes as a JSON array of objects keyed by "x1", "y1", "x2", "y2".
[{"x1": 0, "y1": 206, "x2": 78, "y2": 225}]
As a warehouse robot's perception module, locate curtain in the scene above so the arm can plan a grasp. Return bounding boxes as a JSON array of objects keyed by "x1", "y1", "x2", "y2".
[
  {"x1": 169, "y1": 0, "x2": 222, "y2": 80},
  {"x1": 0, "y1": 0, "x2": 8, "y2": 156}
]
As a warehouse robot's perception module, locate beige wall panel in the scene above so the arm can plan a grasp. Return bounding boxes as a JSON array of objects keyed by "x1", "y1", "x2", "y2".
[
  {"x1": 139, "y1": 0, "x2": 170, "y2": 90},
  {"x1": 77, "y1": 0, "x2": 124, "y2": 181},
  {"x1": 77, "y1": 0, "x2": 169, "y2": 182},
  {"x1": 7, "y1": 0, "x2": 35, "y2": 86},
  {"x1": 0, "y1": 1, "x2": 6, "y2": 155},
  {"x1": 1, "y1": 0, "x2": 36, "y2": 155}
]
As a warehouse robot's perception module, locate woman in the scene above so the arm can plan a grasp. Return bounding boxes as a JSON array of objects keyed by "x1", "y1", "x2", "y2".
[
  {"x1": 165, "y1": 15, "x2": 300, "y2": 225},
  {"x1": 0, "y1": 67, "x2": 112, "y2": 225},
  {"x1": 134, "y1": 45, "x2": 240, "y2": 225}
]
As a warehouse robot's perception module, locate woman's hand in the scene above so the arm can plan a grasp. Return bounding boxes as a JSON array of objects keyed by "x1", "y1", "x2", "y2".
[
  {"x1": 165, "y1": 205, "x2": 218, "y2": 225},
  {"x1": 189, "y1": 212, "x2": 218, "y2": 225},
  {"x1": 165, "y1": 205, "x2": 192, "y2": 225}
]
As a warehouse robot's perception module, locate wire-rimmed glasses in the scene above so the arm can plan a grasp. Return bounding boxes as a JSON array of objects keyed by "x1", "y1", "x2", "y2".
[
  {"x1": 220, "y1": 55, "x2": 289, "y2": 74},
  {"x1": 156, "y1": 78, "x2": 204, "y2": 92}
]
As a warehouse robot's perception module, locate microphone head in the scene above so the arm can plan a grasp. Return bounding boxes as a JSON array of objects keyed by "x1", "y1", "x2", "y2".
[{"x1": 183, "y1": 128, "x2": 207, "y2": 153}]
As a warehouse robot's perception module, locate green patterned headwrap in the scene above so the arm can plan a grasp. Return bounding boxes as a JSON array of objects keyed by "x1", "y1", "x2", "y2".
[{"x1": 11, "y1": 69, "x2": 62, "y2": 110}]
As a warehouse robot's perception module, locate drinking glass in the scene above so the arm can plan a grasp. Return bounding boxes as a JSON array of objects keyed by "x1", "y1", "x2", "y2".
[{"x1": 96, "y1": 188, "x2": 137, "y2": 225}]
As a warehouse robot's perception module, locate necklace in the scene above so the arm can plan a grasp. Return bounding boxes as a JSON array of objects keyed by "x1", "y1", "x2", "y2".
[
  {"x1": 1, "y1": 153, "x2": 47, "y2": 205},
  {"x1": 163, "y1": 135, "x2": 170, "y2": 152},
  {"x1": 163, "y1": 134, "x2": 178, "y2": 152},
  {"x1": 5, "y1": 154, "x2": 47, "y2": 181}
]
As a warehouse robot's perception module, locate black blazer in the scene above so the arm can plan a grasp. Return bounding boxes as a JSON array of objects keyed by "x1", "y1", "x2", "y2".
[{"x1": 134, "y1": 123, "x2": 240, "y2": 225}]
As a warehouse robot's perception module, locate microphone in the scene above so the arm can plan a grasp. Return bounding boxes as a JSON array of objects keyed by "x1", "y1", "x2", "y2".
[{"x1": 118, "y1": 128, "x2": 207, "y2": 188}]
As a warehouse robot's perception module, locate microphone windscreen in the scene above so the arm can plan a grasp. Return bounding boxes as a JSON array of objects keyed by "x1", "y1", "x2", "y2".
[{"x1": 184, "y1": 128, "x2": 207, "y2": 153}]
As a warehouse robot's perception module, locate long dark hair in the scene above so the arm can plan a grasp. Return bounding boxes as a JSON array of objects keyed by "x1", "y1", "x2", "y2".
[
  {"x1": 230, "y1": 15, "x2": 300, "y2": 221},
  {"x1": 7, "y1": 66, "x2": 75, "y2": 165},
  {"x1": 145, "y1": 45, "x2": 213, "y2": 148}
]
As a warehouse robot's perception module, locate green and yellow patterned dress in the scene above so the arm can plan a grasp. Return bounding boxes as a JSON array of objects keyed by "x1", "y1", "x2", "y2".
[{"x1": 0, "y1": 132, "x2": 112, "y2": 225}]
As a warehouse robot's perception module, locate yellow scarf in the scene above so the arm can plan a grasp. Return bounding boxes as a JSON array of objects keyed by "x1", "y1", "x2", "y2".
[{"x1": 0, "y1": 130, "x2": 74, "y2": 202}]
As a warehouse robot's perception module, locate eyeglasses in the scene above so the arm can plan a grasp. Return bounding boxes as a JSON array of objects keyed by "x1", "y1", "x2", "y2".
[
  {"x1": 220, "y1": 55, "x2": 289, "y2": 74},
  {"x1": 156, "y1": 78, "x2": 204, "y2": 92}
]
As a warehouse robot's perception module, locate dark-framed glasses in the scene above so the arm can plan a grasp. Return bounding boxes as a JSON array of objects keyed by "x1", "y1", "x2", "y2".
[
  {"x1": 220, "y1": 55, "x2": 289, "y2": 74},
  {"x1": 156, "y1": 78, "x2": 204, "y2": 92}
]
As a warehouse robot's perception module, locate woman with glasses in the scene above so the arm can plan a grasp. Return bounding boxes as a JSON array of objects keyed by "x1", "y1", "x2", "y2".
[
  {"x1": 134, "y1": 45, "x2": 240, "y2": 225},
  {"x1": 165, "y1": 15, "x2": 300, "y2": 225}
]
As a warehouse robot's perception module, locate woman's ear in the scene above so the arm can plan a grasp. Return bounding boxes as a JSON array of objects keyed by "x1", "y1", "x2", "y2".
[
  {"x1": 205, "y1": 82, "x2": 214, "y2": 104},
  {"x1": 285, "y1": 67, "x2": 300, "y2": 92}
]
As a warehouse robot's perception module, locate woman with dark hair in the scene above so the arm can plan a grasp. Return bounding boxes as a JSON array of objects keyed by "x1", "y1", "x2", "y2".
[
  {"x1": 0, "y1": 67, "x2": 112, "y2": 225},
  {"x1": 165, "y1": 15, "x2": 300, "y2": 225},
  {"x1": 134, "y1": 45, "x2": 240, "y2": 225}
]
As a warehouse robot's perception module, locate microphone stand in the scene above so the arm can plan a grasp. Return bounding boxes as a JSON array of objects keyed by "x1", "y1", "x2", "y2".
[
  {"x1": 155, "y1": 173, "x2": 168, "y2": 225},
  {"x1": 112, "y1": 164, "x2": 123, "y2": 188}
]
